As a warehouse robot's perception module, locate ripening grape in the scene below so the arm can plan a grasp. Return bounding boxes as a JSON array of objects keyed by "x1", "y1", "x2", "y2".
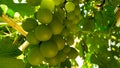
[
  {"x1": 40, "y1": 0, "x2": 55, "y2": 11},
  {"x1": 40, "y1": 40, "x2": 58, "y2": 58},
  {"x1": 22, "y1": 18, "x2": 38, "y2": 32},
  {"x1": 65, "y1": 2, "x2": 75, "y2": 13},
  {"x1": 26, "y1": 0, "x2": 41, "y2": 6},
  {"x1": 34, "y1": 25, "x2": 52, "y2": 41},
  {"x1": 36, "y1": 9, "x2": 53, "y2": 24}
]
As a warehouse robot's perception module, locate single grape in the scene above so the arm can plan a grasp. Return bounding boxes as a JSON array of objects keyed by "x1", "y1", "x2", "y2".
[
  {"x1": 34, "y1": 25, "x2": 52, "y2": 41},
  {"x1": 65, "y1": 2, "x2": 75, "y2": 13},
  {"x1": 49, "y1": 18, "x2": 64, "y2": 35},
  {"x1": 28, "y1": 46, "x2": 44, "y2": 65},
  {"x1": 40, "y1": 0, "x2": 55, "y2": 11},
  {"x1": 40, "y1": 40, "x2": 58, "y2": 58},
  {"x1": 26, "y1": 31, "x2": 39, "y2": 45},
  {"x1": 62, "y1": 45, "x2": 71, "y2": 53},
  {"x1": 61, "y1": 27, "x2": 70, "y2": 37},
  {"x1": 22, "y1": 18, "x2": 38, "y2": 32},
  {"x1": 36, "y1": 9, "x2": 53, "y2": 24}
]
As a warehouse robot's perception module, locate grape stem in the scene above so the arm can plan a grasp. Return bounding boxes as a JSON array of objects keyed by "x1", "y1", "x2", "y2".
[
  {"x1": 1, "y1": 14, "x2": 29, "y2": 51},
  {"x1": 2, "y1": 14, "x2": 27, "y2": 36}
]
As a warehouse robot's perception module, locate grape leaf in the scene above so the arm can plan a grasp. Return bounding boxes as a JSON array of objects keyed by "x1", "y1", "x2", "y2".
[
  {"x1": 0, "y1": 37, "x2": 22, "y2": 57},
  {"x1": 0, "y1": 57, "x2": 25, "y2": 68}
]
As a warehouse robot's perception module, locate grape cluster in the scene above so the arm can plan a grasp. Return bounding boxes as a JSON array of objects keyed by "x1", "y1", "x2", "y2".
[{"x1": 22, "y1": 0, "x2": 81, "y2": 66}]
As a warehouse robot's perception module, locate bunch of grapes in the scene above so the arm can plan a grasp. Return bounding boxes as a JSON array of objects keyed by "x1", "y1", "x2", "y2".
[{"x1": 22, "y1": 0, "x2": 82, "y2": 66}]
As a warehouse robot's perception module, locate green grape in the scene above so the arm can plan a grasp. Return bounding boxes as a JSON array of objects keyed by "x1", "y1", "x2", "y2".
[
  {"x1": 67, "y1": 47, "x2": 78, "y2": 59},
  {"x1": 52, "y1": 35, "x2": 65, "y2": 50},
  {"x1": 56, "y1": 51, "x2": 67, "y2": 62},
  {"x1": 22, "y1": 18, "x2": 38, "y2": 32},
  {"x1": 62, "y1": 45, "x2": 71, "y2": 54},
  {"x1": 26, "y1": 0, "x2": 41, "y2": 6},
  {"x1": 26, "y1": 31, "x2": 39, "y2": 45},
  {"x1": 54, "y1": 8, "x2": 66, "y2": 23},
  {"x1": 65, "y1": 2, "x2": 75, "y2": 13},
  {"x1": 40, "y1": 40, "x2": 58, "y2": 58},
  {"x1": 67, "y1": 12, "x2": 76, "y2": 21},
  {"x1": 28, "y1": 46, "x2": 44, "y2": 65},
  {"x1": 40, "y1": 0, "x2": 55, "y2": 11},
  {"x1": 37, "y1": 9, "x2": 53, "y2": 24},
  {"x1": 49, "y1": 18, "x2": 64, "y2": 35},
  {"x1": 34, "y1": 25, "x2": 52, "y2": 41},
  {"x1": 46, "y1": 56, "x2": 60, "y2": 66},
  {"x1": 72, "y1": 15, "x2": 81, "y2": 24},
  {"x1": 61, "y1": 28, "x2": 70, "y2": 37},
  {"x1": 53, "y1": 0, "x2": 65, "y2": 6}
]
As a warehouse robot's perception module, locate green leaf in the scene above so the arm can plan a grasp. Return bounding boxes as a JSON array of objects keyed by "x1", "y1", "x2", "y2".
[
  {"x1": 6, "y1": 8, "x2": 15, "y2": 18},
  {"x1": 0, "y1": 7, "x2": 3, "y2": 16},
  {"x1": 0, "y1": 57, "x2": 25, "y2": 68},
  {"x1": 0, "y1": 37, "x2": 22, "y2": 57},
  {"x1": 0, "y1": 0, "x2": 35, "y2": 17},
  {"x1": 80, "y1": 16, "x2": 95, "y2": 32}
]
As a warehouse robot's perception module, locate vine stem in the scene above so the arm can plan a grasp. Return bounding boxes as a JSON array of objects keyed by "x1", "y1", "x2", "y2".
[{"x1": 1, "y1": 14, "x2": 29, "y2": 51}]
